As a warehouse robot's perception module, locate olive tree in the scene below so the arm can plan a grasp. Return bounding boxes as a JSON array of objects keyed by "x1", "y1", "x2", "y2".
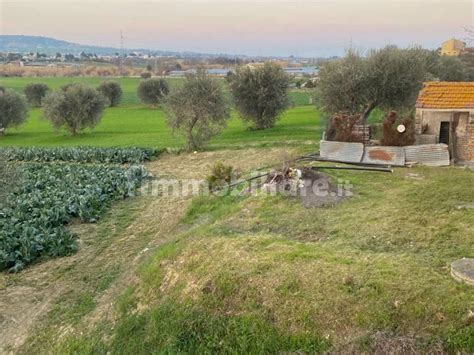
[
  {"x1": 43, "y1": 83, "x2": 107, "y2": 135},
  {"x1": 97, "y1": 81, "x2": 123, "y2": 107},
  {"x1": 24, "y1": 83, "x2": 49, "y2": 107},
  {"x1": 165, "y1": 69, "x2": 230, "y2": 151},
  {"x1": 434, "y1": 56, "x2": 470, "y2": 81},
  {"x1": 318, "y1": 46, "x2": 431, "y2": 122},
  {"x1": 230, "y1": 63, "x2": 290, "y2": 129},
  {"x1": 0, "y1": 89, "x2": 28, "y2": 135},
  {"x1": 137, "y1": 78, "x2": 169, "y2": 106}
]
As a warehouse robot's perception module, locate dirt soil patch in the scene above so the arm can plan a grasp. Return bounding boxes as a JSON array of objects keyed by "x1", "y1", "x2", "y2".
[{"x1": 264, "y1": 167, "x2": 347, "y2": 208}]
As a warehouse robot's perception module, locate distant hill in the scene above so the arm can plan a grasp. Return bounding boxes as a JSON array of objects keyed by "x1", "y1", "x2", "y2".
[{"x1": 0, "y1": 35, "x2": 201, "y2": 57}]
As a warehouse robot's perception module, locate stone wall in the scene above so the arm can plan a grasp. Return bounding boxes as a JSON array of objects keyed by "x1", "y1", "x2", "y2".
[
  {"x1": 415, "y1": 109, "x2": 474, "y2": 162},
  {"x1": 457, "y1": 117, "x2": 474, "y2": 161}
]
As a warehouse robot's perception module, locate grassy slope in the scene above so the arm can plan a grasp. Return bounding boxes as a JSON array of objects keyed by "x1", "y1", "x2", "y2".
[
  {"x1": 14, "y1": 153, "x2": 474, "y2": 354},
  {"x1": 0, "y1": 77, "x2": 316, "y2": 149},
  {"x1": 1, "y1": 77, "x2": 472, "y2": 353}
]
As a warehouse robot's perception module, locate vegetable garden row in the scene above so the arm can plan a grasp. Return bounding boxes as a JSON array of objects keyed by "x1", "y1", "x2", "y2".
[
  {"x1": 0, "y1": 147, "x2": 155, "y2": 272},
  {"x1": 0, "y1": 146, "x2": 160, "y2": 164}
]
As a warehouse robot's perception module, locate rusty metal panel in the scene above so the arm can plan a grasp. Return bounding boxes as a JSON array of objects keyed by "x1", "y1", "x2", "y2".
[
  {"x1": 404, "y1": 144, "x2": 450, "y2": 166},
  {"x1": 362, "y1": 146, "x2": 405, "y2": 166},
  {"x1": 319, "y1": 140, "x2": 364, "y2": 163}
]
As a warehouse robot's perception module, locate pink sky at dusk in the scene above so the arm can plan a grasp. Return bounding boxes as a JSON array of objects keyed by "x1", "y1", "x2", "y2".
[{"x1": 1, "y1": 0, "x2": 472, "y2": 56}]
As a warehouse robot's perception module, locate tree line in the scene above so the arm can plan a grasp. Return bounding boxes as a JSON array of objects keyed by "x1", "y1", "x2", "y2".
[
  {"x1": 1, "y1": 45, "x2": 472, "y2": 149},
  {"x1": 0, "y1": 64, "x2": 290, "y2": 150}
]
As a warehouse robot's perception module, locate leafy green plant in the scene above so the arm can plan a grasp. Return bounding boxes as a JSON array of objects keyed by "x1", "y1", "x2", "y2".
[
  {"x1": 0, "y1": 163, "x2": 149, "y2": 272},
  {"x1": 0, "y1": 146, "x2": 160, "y2": 164}
]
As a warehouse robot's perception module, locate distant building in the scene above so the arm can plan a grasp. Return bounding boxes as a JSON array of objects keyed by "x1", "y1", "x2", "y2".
[
  {"x1": 440, "y1": 38, "x2": 467, "y2": 56},
  {"x1": 415, "y1": 82, "x2": 474, "y2": 162}
]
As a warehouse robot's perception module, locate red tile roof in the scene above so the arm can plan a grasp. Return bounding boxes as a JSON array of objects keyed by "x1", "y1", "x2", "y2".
[{"x1": 416, "y1": 82, "x2": 474, "y2": 109}]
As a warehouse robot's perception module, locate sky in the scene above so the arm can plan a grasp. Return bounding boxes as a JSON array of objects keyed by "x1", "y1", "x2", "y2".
[{"x1": 0, "y1": 0, "x2": 473, "y2": 57}]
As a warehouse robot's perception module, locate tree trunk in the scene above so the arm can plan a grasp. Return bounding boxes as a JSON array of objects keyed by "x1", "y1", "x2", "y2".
[{"x1": 362, "y1": 102, "x2": 376, "y2": 124}]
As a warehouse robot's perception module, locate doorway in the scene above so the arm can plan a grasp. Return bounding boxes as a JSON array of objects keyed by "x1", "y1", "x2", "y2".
[{"x1": 439, "y1": 122, "x2": 450, "y2": 145}]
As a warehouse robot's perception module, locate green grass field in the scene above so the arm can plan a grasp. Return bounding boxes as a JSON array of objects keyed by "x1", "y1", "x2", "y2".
[
  {"x1": 2, "y1": 76, "x2": 471, "y2": 354},
  {"x1": 0, "y1": 77, "x2": 318, "y2": 149}
]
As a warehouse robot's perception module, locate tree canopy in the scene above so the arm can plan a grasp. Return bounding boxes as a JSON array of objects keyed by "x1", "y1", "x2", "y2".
[
  {"x1": 230, "y1": 63, "x2": 290, "y2": 129},
  {"x1": 0, "y1": 89, "x2": 28, "y2": 134},
  {"x1": 43, "y1": 83, "x2": 107, "y2": 135},
  {"x1": 137, "y1": 78, "x2": 169, "y2": 106},
  {"x1": 165, "y1": 69, "x2": 230, "y2": 151},
  {"x1": 318, "y1": 46, "x2": 432, "y2": 121},
  {"x1": 24, "y1": 83, "x2": 49, "y2": 107},
  {"x1": 97, "y1": 81, "x2": 123, "y2": 107}
]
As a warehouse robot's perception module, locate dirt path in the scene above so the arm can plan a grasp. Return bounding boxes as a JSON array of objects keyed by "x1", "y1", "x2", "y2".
[{"x1": 0, "y1": 148, "x2": 294, "y2": 353}]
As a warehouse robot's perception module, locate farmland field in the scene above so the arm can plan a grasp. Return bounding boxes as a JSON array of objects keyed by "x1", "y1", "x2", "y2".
[
  {"x1": 0, "y1": 77, "x2": 318, "y2": 149},
  {"x1": 0, "y1": 76, "x2": 473, "y2": 354}
]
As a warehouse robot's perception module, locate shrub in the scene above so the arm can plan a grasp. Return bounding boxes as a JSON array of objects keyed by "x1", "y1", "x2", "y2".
[
  {"x1": 0, "y1": 89, "x2": 28, "y2": 135},
  {"x1": 380, "y1": 111, "x2": 415, "y2": 146},
  {"x1": 24, "y1": 83, "x2": 49, "y2": 106},
  {"x1": 326, "y1": 113, "x2": 364, "y2": 142},
  {"x1": 43, "y1": 83, "x2": 107, "y2": 135},
  {"x1": 97, "y1": 81, "x2": 123, "y2": 107},
  {"x1": 165, "y1": 69, "x2": 230, "y2": 151},
  {"x1": 206, "y1": 162, "x2": 236, "y2": 191},
  {"x1": 141, "y1": 72, "x2": 152, "y2": 79},
  {"x1": 230, "y1": 63, "x2": 290, "y2": 129},
  {"x1": 137, "y1": 78, "x2": 169, "y2": 106}
]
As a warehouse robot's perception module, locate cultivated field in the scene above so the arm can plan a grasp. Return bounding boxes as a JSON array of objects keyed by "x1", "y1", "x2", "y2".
[
  {"x1": 0, "y1": 76, "x2": 473, "y2": 354},
  {"x1": 0, "y1": 77, "x2": 317, "y2": 149}
]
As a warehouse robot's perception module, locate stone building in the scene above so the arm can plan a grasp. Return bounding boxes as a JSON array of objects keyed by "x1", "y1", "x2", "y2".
[{"x1": 415, "y1": 82, "x2": 474, "y2": 162}]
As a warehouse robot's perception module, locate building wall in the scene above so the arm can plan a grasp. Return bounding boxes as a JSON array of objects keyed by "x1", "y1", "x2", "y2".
[
  {"x1": 415, "y1": 109, "x2": 474, "y2": 161},
  {"x1": 440, "y1": 39, "x2": 466, "y2": 56}
]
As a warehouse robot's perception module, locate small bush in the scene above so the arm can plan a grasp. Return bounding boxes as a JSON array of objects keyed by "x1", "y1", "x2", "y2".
[
  {"x1": 207, "y1": 162, "x2": 236, "y2": 191},
  {"x1": 380, "y1": 111, "x2": 415, "y2": 146},
  {"x1": 141, "y1": 72, "x2": 152, "y2": 79},
  {"x1": 326, "y1": 113, "x2": 364, "y2": 142},
  {"x1": 0, "y1": 89, "x2": 29, "y2": 134},
  {"x1": 137, "y1": 78, "x2": 169, "y2": 106},
  {"x1": 97, "y1": 81, "x2": 123, "y2": 107},
  {"x1": 43, "y1": 83, "x2": 107, "y2": 135},
  {"x1": 24, "y1": 83, "x2": 49, "y2": 107}
]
